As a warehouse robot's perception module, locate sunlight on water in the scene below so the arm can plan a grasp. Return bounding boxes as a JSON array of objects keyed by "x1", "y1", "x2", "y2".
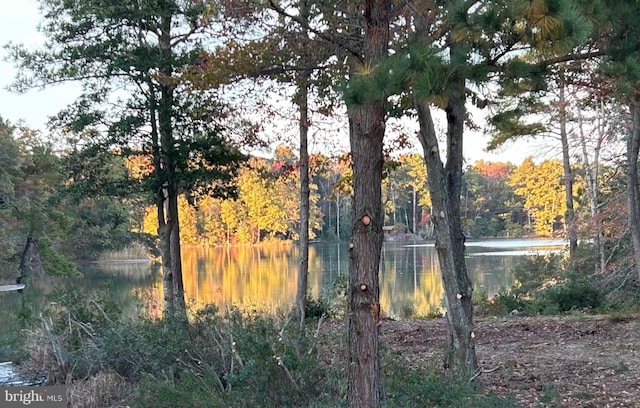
[{"x1": 0, "y1": 239, "x2": 568, "y2": 328}]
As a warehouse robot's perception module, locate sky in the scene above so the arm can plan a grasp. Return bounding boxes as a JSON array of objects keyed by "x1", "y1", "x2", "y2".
[
  {"x1": 0, "y1": 1, "x2": 81, "y2": 132},
  {"x1": 0, "y1": 2, "x2": 547, "y2": 165}
]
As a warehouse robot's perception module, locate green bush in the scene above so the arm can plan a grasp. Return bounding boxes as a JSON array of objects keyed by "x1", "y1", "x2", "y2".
[
  {"x1": 486, "y1": 251, "x2": 606, "y2": 316},
  {"x1": 511, "y1": 253, "x2": 563, "y2": 298},
  {"x1": 129, "y1": 307, "x2": 340, "y2": 408},
  {"x1": 96, "y1": 313, "x2": 193, "y2": 380},
  {"x1": 542, "y1": 281, "x2": 603, "y2": 313},
  {"x1": 324, "y1": 275, "x2": 348, "y2": 320},
  {"x1": 485, "y1": 289, "x2": 528, "y2": 316},
  {"x1": 305, "y1": 296, "x2": 327, "y2": 319}
]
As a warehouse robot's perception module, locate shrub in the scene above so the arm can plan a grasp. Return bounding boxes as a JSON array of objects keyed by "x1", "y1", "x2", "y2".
[
  {"x1": 511, "y1": 253, "x2": 563, "y2": 298},
  {"x1": 130, "y1": 307, "x2": 341, "y2": 408},
  {"x1": 542, "y1": 281, "x2": 603, "y2": 312},
  {"x1": 325, "y1": 275, "x2": 348, "y2": 320},
  {"x1": 17, "y1": 287, "x2": 517, "y2": 407},
  {"x1": 485, "y1": 289, "x2": 528, "y2": 316},
  {"x1": 486, "y1": 250, "x2": 606, "y2": 316},
  {"x1": 305, "y1": 296, "x2": 327, "y2": 319}
]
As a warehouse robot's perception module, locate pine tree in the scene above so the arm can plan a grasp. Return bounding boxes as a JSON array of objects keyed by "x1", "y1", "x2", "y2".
[{"x1": 7, "y1": 0, "x2": 247, "y2": 313}]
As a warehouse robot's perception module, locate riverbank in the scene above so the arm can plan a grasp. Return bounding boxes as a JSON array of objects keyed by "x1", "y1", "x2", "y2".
[
  {"x1": 5, "y1": 312, "x2": 637, "y2": 407},
  {"x1": 380, "y1": 314, "x2": 640, "y2": 407}
]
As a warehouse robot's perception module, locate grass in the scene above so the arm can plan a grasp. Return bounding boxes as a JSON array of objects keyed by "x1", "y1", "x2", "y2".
[{"x1": 98, "y1": 243, "x2": 149, "y2": 261}]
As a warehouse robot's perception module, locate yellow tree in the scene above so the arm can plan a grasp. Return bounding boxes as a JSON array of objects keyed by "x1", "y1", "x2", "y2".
[
  {"x1": 403, "y1": 153, "x2": 430, "y2": 235},
  {"x1": 220, "y1": 199, "x2": 240, "y2": 245},
  {"x1": 509, "y1": 157, "x2": 567, "y2": 236},
  {"x1": 237, "y1": 162, "x2": 288, "y2": 242},
  {"x1": 177, "y1": 196, "x2": 198, "y2": 246},
  {"x1": 196, "y1": 196, "x2": 225, "y2": 245}
]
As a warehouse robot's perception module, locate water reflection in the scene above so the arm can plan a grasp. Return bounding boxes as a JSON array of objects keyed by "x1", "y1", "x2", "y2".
[
  {"x1": 1, "y1": 240, "x2": 566, "y2": 328},
  {"x1": 178, "y1": 240, "x2": 565, "y2": 318}
]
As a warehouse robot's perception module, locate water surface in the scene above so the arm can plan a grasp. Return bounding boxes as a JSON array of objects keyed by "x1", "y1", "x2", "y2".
[{"x1": 0, "y1": 239, "x2": 566, "y2": 329}]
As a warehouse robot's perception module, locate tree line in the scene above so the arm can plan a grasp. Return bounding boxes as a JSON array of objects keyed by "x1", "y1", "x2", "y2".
[
  {"x1": 142, "y1": 151, "x2": 627, "y2": 245},
  {"x1": 2, "y1": 113, "x2": 628, "y2": 267}
]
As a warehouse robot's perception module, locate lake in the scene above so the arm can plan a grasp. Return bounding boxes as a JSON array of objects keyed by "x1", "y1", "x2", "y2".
[{"x1": 0, "y1": 239, "x2": 566, "y2": 333}]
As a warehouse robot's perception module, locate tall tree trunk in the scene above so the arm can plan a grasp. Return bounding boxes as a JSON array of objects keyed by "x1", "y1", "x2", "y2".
[
  {"x1": 577, "y1": 100, "x2": 604, "y2": 273},
  {"x1": 348, "y1": 112, "x2": 384, "y2": 407},
  {"x1": 627, "y1": 98, "x2": 640, "y2": 282},
  {"x1": 408, "y1": 7, "x2": 477, "y2": 377},
  {"x1": 414, "y1": 75, "x2": 478, "y2": 377},
  {"x1": 137, "y1": 8, "x2": 181, "y2": 314},
  {"x1": 167, "y1": 187, "x2": 186, "y2": 311},
  {"x1": 347, "y1": 0, "x2": 389, "y2": 405},
  {"x1": 412, "y1": 187, "x2": 417, "y2": 236},
  {"x1": 157, "y1": 14, "x2": 186, "y2": 315},
  {"x1": 157, "y1": 189, "x2": 174, "y2": 312},
  {"x1": 158, "y1": 184, "x2": 186, "y2": 314},
  {"x1": 336, "y1": 194, "x2": 340, "y2": 240},
  {"x1": 558, "y1": 83, "x2": 577, "y2": 257},
  {"x1": 294, "y1": 66, "x2": 310, "y2": 329}
]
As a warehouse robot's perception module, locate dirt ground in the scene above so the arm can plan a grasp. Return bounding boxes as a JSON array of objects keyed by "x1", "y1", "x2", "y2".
[{"x1": 380, "y1": 314, "x2": 640, "y2": 407}]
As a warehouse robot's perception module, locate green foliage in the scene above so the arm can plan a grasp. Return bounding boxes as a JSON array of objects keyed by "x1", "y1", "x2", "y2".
[
  {"x1": 487, "y1": 251, "x2": 605, "y2": 316},
  {"x1": 538, "y1": 383, "x2": 559, "y2": 405},
  {"x1": 542, "y1": 281, "x2": 602, "y2": 313},
  {"x1": 462, "y1": 161, "x2": 523, "y2": 238},
  {"x1": 324, "y1": 275, "x2": 349, "y2": 320},
  {"x1": 511, "y1": 253, "x2": 564, "y2": 298},
  {"x1": 303, "y1": 275, "x2": 352, "y2": 320},
  {"x1": 19, "y1": 284, "x2": 519, "y2": 407},
  {"x1": 35, "y1": 237, "x2": 78, "y2": 276},
  {"x1": 0, "y1": 298, "x2": 34, "y2": 363},
  {"x1": 0, "y1": 118, "x2": 85, "y2": 276},
  {"x1": 126, "y1": 305, "x2": 342, "y2": 407},
  {"x1": 44, "y1": 286, "x2": 121, "y2": 334},
  {"x1": 598, "y1": 0, "x2": 640, "y2": 95},
  {"x1": 342, "y1": 39, "x2": 449, "y2": 116},
  {"x1": 134, "y1": 371, "x2": 222, "y2": 408},
  {"x1": 8, "y1": 0, "x2": 249, "y2": 281},
  {"x1": 485, "y1": 289, "x2": 529, "y2": 316},
  {"x1": 62, "y1": 198, "x2": 139, "y2": 260},
  {"x1": 304, "y1": 296, "x2": 327, "y2": 319}
]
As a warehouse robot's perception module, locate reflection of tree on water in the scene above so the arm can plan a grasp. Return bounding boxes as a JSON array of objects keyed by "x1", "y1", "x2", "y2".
[
  {"x1": 0, "y1": 240, "x2": 561, "y2": 339},
  {"x1": 380, "y1": 245, "x2": 444, "y2": 318}
]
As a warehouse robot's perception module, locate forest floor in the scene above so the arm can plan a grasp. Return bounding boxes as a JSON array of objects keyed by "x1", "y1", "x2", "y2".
[{"x1": 379, "y1": 314, "x2": 640, "y2": 407}]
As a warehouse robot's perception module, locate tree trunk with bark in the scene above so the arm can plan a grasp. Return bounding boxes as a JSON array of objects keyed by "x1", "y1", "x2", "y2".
[
  {"x1": 558, "y1": 83, "x2": 577, "y2": 258},
  {"x1": 346, "y1": 0, "x2": 389, "y2": 405},
  {"x1": 157, "y1": 14, "x2": 186, "y2": 315},
  {"x1": 577, "y1": 102, "x2": 605, "y2": 273},
  {"x1": 294, "y1": 68, "x2": 310, "y2": 329},
  {"x1": 414, "y1": 53, "x2": 479, "y2": 377},
  {"x1": 627, "y1": 98, "x2": 640, "y2": 282}
]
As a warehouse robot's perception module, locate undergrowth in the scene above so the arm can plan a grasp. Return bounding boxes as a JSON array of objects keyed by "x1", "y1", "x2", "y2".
[
  {"x1": 477, "y1": 244, "x2": 638, "y2": 317},
  {"x1": 11, "y1": 284, "x2": 516, "y2": 407}
]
